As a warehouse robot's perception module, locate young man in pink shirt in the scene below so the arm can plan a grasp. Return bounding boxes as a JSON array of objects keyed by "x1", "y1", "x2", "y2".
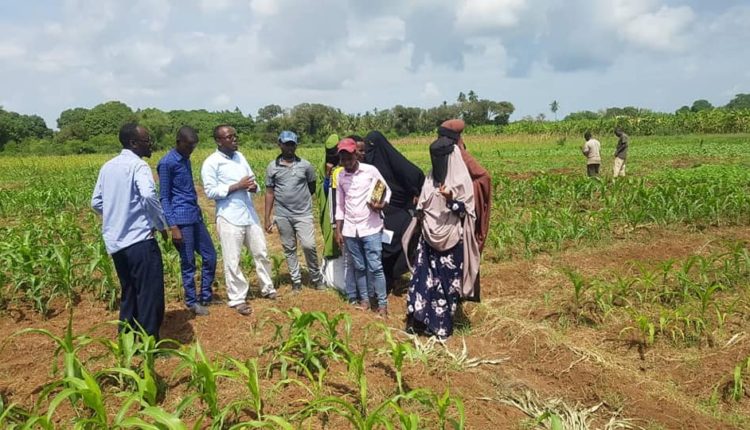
[{"x1": 334, "y1": 138, "x2": 391, "y2": 316}]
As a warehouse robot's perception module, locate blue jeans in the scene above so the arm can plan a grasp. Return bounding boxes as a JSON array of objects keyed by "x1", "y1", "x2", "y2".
[
  {"x1": 177, "y1": 221, "x2": 217, "y2": 306},
  {"x1": 343, "y1": 243, "x2": 369, "y2": 301},
  {"x1": 345, "y1": 233, "x2": 387, "y2": 308}
]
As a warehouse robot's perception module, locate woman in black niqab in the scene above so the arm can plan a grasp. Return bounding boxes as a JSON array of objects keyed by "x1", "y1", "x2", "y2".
[
  {"x1": 429, "y1": 137, "x2": 452, "y2": 185},
  {"x1": 364, "y1": 131, "x2": 426, "y2": 291}
]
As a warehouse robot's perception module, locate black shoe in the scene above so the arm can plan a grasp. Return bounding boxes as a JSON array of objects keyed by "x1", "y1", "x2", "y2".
[
  {"x1": 292, "y1": 283, "x2": 302, "y2": 294},
  {"x1": 188, "y1": 303, "x2": 209, "y2": 316}
]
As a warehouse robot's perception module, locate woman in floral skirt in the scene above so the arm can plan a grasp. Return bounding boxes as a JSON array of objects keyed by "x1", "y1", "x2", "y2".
[{"x1": 404, "y1": 136, "x2": 480, "y2": 339}]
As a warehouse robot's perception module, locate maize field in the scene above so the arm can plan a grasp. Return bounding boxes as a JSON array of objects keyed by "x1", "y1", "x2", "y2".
[{"x1": 1, "y1": 133, "x2": 749, "y2": 429}]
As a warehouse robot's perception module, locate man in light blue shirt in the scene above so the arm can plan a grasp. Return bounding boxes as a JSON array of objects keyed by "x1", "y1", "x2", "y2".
[
  {"x1": 91, "y1": 123, "x2": 168, "y2": 340},
  {"x1": 201, "y1": 124, "x2": 275, "y2": 316}
]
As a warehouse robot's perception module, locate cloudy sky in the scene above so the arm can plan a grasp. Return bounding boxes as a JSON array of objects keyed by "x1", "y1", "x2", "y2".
[{"x1": 0, "y1": 0, "x2": 748, "y2": 128}]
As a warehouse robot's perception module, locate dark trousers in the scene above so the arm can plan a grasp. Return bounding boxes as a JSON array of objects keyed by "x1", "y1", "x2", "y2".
[
  {"x1": 177, "y1": 222, "x2": 217, "y2": 306},
  {"x1": 587, "y1": 164, "x2": 600, "y2": 177},
  {"x1": 112, "y1": 239, "x2": 165, "y2": 340}
]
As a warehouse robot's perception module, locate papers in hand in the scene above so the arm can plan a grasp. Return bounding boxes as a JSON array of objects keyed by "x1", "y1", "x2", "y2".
[{"x1": 381, "y1": 229, "x2": 394, "y2": 244}]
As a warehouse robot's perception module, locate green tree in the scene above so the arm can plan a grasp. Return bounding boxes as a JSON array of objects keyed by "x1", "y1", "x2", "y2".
[
  {"x1": 550, "y1": 100, "x2": 559, "y2": 120},
  {"x1": 57, "y1": 107, "x2": 89, "y2": 130},
  {"x1": 257, "y1": 104, "x2": 283, "y2": 122},
  {"x1": 391, "y1": 105, "x2": 421, "y2": 136},
  {"x1": 461, "y1": 98, "x2": 514, "y2": 126},
  {"x1": 288, "y1": 103, "x2": 342, "y2": 142},
  {"x1": 725, "y1": 93, "x2": 750, "y2": 110},
  {"x1": 424, "y1": 101, "x2": 461, "y2": 129},
  {"x1": 0, "y1": 108, "x2": 52, "y2": 150},
  {"x1": 490, "y1": 101, "x2": 514, "y2": 125},
  {"x1": 564, "y1": 110, "x2": 600, "y2": 121},
  {"x1": 690, "y1": 99, "x2": 713, "y2": 112},
  {"x1": 603, "y1": 106, "x2": 649, "y2": 118},
  {"x1": 137, "y1": 108, "x2": 173, "y2": 149},
  {"x1": 56, "y1": 107, "x2": 91, "y2": 143},
  {"x1": 81, "y1": 101, "x2": 136, "y2": 137}
]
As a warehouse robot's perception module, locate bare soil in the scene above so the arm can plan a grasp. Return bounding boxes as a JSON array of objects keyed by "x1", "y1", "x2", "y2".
[{"x1": 2, "y1": 219, "x2": 750, "y2": 428}]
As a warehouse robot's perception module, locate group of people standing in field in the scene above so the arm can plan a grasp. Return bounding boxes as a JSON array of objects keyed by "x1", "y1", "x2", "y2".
[
  {"x1": 581, "y1": 128, "x2": 629, "y2": 177},
  {"x1": 91, "y1": 119, "x2": 490, "y2": 341}
]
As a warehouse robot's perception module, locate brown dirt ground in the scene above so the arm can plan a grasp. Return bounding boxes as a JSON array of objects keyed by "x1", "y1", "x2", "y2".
[{"x1": 2, "y1": 194, "x2": 750, "y2": 428}]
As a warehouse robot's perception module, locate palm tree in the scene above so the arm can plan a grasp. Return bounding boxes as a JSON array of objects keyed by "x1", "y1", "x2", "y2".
[{"x1": 550, "y1": 100, "x2": 559, "y2": 121}]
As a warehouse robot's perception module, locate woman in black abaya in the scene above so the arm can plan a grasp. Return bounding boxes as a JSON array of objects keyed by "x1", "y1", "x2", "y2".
[{"x1": 364, "y1": 131, "x2": 425, "y2": 292}]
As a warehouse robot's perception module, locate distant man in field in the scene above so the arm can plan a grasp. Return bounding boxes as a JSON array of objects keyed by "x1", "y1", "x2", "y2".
[
  {"x1": 157, "y1": 126, "x2": 217, "y2": 317},
  {"x1": 91, "y1": 123, "x2": 168, "y2": 340},
  {"x1": 264, "y1": 130, "x2": 324, "y2": 292},
  {"x1": 201, "y1": 124, "x2": 275, "y2": 316},
  {"x1": 613, "y1": 127, "x2": 629, "y2": 177},
  {"x1": 581, "y1": 131, "x2": 601, "y2": 177}
]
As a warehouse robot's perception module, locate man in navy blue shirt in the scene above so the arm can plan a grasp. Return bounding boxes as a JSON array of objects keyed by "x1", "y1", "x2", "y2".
[{"x1": 157, "y1": 126, "x2": 217, "y2": 316}]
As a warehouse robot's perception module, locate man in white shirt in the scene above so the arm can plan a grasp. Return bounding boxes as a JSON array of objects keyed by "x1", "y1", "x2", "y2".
[
  {"x1": 201, "y1": 124, "x2": 275, "y2": 316},
  {"x1": 582, "y1": 131, "x2": 601, "y2": 177}
]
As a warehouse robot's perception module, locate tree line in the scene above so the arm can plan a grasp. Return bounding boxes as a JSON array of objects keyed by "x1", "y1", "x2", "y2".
[
  {"x1": 0, "y1": 90, "x2": 512, "y2": 155},
  {"x1": 1, "y1": 92, "x2": 749, "y2": 155}
]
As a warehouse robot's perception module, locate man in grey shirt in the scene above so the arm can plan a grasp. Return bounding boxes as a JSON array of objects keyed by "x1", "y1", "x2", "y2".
[
  {"x1": 264, "y1": 131, "x2": 325, "y2": 292},
  {"x1": 613, "y1": 127, "x2": 629, "y2": 177}
]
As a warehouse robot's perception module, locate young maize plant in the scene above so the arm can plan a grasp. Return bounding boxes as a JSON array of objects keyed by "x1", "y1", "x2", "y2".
[{"x1": 173, "y1": 341, "x2": 234, "y2": 420}]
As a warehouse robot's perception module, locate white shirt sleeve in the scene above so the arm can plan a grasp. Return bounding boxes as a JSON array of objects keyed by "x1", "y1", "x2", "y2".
[
  {"x1": 201, "y1": 155, "x2": 230, "y2": 200},
  {"x1": 91, "y1": 170, "x2": 104, "y2": 215}
]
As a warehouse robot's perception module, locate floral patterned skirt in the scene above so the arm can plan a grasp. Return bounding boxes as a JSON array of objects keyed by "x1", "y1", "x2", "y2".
[{"x1": 406, "y1": 237, "x2": 463, "y2": 338}]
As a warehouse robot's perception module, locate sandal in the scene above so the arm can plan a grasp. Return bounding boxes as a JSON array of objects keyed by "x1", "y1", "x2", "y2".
[{"x1": 232, "y1": 303, "x2": 252, "y2": 316}]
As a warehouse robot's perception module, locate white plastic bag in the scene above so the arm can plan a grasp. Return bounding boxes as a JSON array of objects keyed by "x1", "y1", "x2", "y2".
[{"x1": 322, "y1": 257, "x2": 347, "y2": 294}]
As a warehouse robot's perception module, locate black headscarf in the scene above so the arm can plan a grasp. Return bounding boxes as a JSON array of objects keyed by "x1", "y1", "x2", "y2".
[
  {"x1": 364, "y1": 130, "x2": 425, "y2": 209},
  {"x1": 429, "y1": 137, "x2": 453, "y2": 185},
  {"x1": 437, "y1": 126, "x2": 461, "y2": 142},
  {"x1": 325, "y1": 148, "x2": 338, "y2": 167}
]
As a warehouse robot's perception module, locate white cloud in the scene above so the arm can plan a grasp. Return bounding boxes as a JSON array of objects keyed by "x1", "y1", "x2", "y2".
[
  {"x1": 136, "y1": 0, "x2": 172, "y2": 32},
  {"x1": 421, "y1": 82, "x2": 441, "y2": 99},
  {"x1": 0, "y1": 0, "x2": 746, "y2": 129},
  {"x1": 32, "y1": 48, "x2": 87, "y2": 73},
  {"x1": 455, "y1": 0, "x2": 528, "y2": 31},
  {"x1": 611, "y1": 0, "x2": 658, "y2": 22},
  {"x1": 618, "y1": 5, "x2": 695, "y2": 51},
  {"x1": 0, "y1": 42, "x2": 25, "y2": 60},
  {"x1": 198, "y1": 0, "x2": 235, "y2": 13},
  {"x1": 44, "y1": 23, "x2": 64, "y2": 37},
  {"x1": 346, "y1": 16, "x2": 405, "y2": 50},
  {"x1": 250, "y1": 0, "x2": 279, "y2": 16},
  {"x1": 212, "y1": 93, "x2": 232, "y2": 107},
  {"x1": 62, "y1": 0, "x2": 118, "y2": 38}
]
